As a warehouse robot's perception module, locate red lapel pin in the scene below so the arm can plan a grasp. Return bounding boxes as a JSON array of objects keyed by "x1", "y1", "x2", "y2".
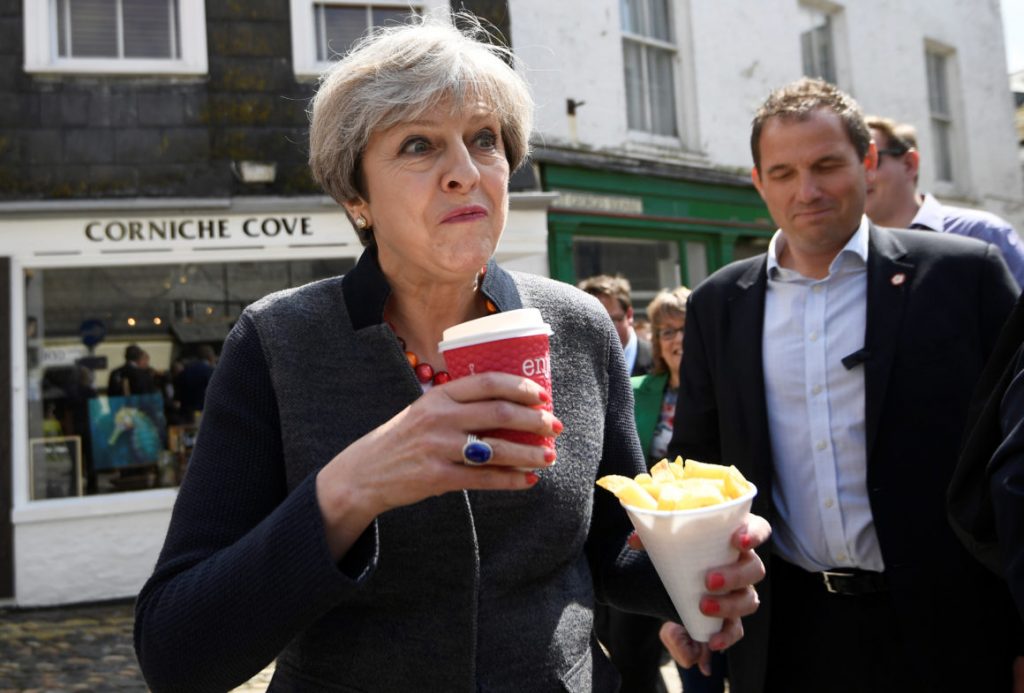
[{"x1": 891, "y1": 272, "x2": 906, "y2": 286}]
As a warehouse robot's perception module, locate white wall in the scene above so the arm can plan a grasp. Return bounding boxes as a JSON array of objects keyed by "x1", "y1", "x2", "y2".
[
  {"x1": 511, "y1": 0, "x2": 1024, "y2": 228},
  {"x1": 13, "y1": 493, "x2": 174, "y2": 606}
]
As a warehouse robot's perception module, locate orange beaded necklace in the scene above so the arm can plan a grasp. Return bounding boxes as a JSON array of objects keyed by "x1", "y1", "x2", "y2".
[{"x1": 386, "y1": 266, "x2": 499, "y2": 387}]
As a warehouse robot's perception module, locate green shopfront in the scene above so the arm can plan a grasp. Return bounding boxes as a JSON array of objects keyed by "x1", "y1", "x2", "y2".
[{"x1": 539, "y1": 156, "x2": 774, "y2": 313}]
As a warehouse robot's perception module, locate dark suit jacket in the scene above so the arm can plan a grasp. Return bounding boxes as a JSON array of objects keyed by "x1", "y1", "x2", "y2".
[
  {"x1": 670, "y1": 224, "x2": 1019, "y2": 692},
  {"x1": 631, "y1": 337, "x2": 653, "y2": 376}
]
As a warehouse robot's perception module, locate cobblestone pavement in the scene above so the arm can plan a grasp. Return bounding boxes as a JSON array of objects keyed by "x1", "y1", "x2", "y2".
[
  {"x1": 0, "y1": 599, "x2": 274, "y2": 692},
  {"x1": 0, "y1": 599, "x2": 681, "y2": 692}
]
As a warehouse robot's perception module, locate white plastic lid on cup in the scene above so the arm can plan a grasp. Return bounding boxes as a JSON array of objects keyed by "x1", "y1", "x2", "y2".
[{"x1": 438, "y1": 308, "x2": 552, "y2": 352}]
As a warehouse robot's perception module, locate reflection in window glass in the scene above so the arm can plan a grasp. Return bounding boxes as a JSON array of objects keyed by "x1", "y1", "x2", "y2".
[
  {"x1": 57, "y1": 0, "x2": 180, "y2": 59},
  {"x1": 24, "y1": 257, "x2": 353, "y2": 500},
  {"x1": 573, "y1": 236, "x2": 680, "y2": 315},
  {"x1": 798, "y1": 3, "x2": 836, "y2": 84},
  {"x1": 314, "y1": 3, "x2": 420, "y2": 61},
  {"x1": 926, "y1": 49, "x2": 954, "y2": 182},
  {"x1": 733, "y1": 235, "x2": 771, "y2": 261},
  {"x1": 621, "y1": 0, "x2": 677, "y2": 136}
]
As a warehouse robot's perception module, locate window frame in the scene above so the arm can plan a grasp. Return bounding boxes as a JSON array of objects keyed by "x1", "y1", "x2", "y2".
[
  {"x1": 621, "y1": 0, "x2": 680, "y2": 141},
  {"x1": 796, "y1": 0, "x2": 850, "y2": 89},
  {"x1": 23, "y1": 0, "x2": 208, "y2": 76},
  {"x1": 922, "y1": 40, "x2": 964, "y2": 193},
  {"x1": 290, "y1": 0, "x2": 440, "y2": 80}
]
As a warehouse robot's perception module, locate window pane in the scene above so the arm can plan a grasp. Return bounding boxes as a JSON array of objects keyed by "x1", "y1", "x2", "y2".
[
  {"x1": 123, "y1": 0, "x2": 175, "y2": 59},
  {"x1": 647, "y1": 46, "x2": 677, "y2": 136},
  {"x1": 57, "y1": 0, "x2": 69, "y2": 56},
  {"x1": 320, "y1": 5, "x2": 368, "y2": 60},
  {"x1": 620, "y1": 0, "x2": 641, "y2": 34},
  {"x1": 798, "y1": 5, "x2": 835, "y2": 83},
  {"x1": 684, "y1": 241, "x2": 708, "y2": 287},
  {"x1": 623, "y1": 40, "x2": 647, "y2": 130},
  {"x1": 69, "y1": 0, "x2": 118, "y2": 58},
  {"x1": 24, "y1": 257, "x2": 354, "y2": 497},
  {"x1": 647, "y1": 0, "x2": 672, "y2": 43},
  {"x1": 371, "y1": 8, "x2": 416, "y2": 30},
  {"x1": 572, "y1": 236, "x2": 680, "y2": 313},
  {"x1": 926, "y1": 52, "x2": 949, "y2": 116},
  {"x1": 932, "y1": 119, "x2": 953, "y2": 181}
]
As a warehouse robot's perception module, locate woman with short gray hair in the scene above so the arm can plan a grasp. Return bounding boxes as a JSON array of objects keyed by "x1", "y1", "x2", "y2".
[{"x1": 134, "y1": 13, "x2": 767, "y2": 692}]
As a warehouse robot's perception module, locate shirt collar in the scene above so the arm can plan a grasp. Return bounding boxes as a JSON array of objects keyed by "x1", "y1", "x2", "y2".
[
  {"x1": 909, "y1": 193, "x2": 944, "y2": 232},
  {"x1": 767, "y1": 215, "x2": 870, "y2": 278},
  {"x1": 341, "y1": 245, "x2": 522, "y2": 330}
]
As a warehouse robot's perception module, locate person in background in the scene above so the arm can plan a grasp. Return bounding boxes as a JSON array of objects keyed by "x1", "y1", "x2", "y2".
[
  {"x1": 175, "y1": 344, "x2": 217, "y2": 424},
  {"x1": 634, "y1": 287, "x2": 689, "y2": 466},
  {"x1": 633, "y1": 286, "x2": 727, "y2": 693},
  {"x1": 668, "y1": 77, "x2": 1019, "y2": 692},
  {"x1": 579, "y1": 274, "x2": 653, "y2": 376},
  {"x1": 107, "y1": 344, "x2": 157, "y2": 396},
  {"x1": 133, "y1": 15, "x2": 768, "y2": 692},
  {"x1": 633, "y1": 316, "x2": 652, "y2": 344},
  {"x1": 864, "y1": 115, "x2": 1024, "y2": 290}
]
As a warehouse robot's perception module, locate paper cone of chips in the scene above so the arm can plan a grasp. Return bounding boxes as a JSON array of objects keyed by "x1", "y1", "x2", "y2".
[{"x1": 597, "y1": 458, "x2": 757, "y2": 642}]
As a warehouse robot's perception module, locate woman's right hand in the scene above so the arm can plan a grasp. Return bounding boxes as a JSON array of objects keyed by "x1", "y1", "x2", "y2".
[{"x1": 315, "y1": 371, "x2": 561, "y2": 559}]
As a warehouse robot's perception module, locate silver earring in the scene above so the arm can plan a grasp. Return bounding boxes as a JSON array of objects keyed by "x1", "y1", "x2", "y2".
[{"x1": 355, "y1": 216, "x2": 367, "y2": 229}]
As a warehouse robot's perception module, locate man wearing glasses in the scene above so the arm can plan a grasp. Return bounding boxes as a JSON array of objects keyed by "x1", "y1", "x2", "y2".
[{"x1": 865, "y1": 115, "x2": 1024, "y2": 289}]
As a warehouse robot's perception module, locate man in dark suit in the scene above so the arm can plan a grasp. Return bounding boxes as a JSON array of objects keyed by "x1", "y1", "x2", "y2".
[
  {"x1": 665, "y1": 78, "x2": 1019, "y2": 692},
  {"x1": 579, "y1": 272, "x2": 662, "y2": 690}
]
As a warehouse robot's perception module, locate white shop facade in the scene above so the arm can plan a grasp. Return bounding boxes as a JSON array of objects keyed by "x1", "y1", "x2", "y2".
[{"x1": 1, "y1": 192, "x2": 554, "y2": 607}]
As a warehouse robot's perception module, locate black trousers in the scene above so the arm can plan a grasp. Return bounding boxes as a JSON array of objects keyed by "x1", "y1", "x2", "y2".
[
  {"x1": 765, "y1": 558, "x2": 922, "y2": 693},
  {"x1": 594, "y1": 603, "x2": 666, "y2": 693}
]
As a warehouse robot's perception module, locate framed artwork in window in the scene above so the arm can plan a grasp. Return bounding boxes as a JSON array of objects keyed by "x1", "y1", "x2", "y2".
[{"x1": 29, "y1": 436, "x2": 84, "y2": 500}]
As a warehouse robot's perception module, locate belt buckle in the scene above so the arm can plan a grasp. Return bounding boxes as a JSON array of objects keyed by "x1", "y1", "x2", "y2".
[{"x1": 820, "y1": 570, "x2": 846, "y2": 594}]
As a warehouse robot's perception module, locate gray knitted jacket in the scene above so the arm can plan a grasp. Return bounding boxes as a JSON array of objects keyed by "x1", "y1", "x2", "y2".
[{"x1": 135, "y1": 248, "x2": 674, "y2": 692}]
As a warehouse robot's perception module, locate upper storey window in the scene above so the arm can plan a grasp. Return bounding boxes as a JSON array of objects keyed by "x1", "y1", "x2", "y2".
[
  {"x1": 621, "y1": 0, "x2": 678, "y2": 137},
  {"x1": 291, "y1": 1, "x2": 436, "y2": 79},
  {"x1": 24, "y1": 0, "x2": 208, "y2": 75}
]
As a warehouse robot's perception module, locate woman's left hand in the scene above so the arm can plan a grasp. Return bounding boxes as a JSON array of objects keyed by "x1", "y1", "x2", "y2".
[{"x1": 656, "y1": 513, "x2": 770, "y2": 675}]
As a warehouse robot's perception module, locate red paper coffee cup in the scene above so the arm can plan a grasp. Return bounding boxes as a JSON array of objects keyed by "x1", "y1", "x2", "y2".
[{"x1": 438, "y1": 308, "x2": 554, "y2": 449}]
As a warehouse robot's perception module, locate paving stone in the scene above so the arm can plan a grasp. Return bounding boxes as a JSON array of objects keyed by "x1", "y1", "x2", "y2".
[{"x1": 0, "y1": 601, "x2": 274, "y2": 691}]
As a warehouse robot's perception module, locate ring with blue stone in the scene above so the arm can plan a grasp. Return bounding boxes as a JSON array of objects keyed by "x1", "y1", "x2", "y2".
[{"x1": 462, "y1": 434, "x2": 493, "y2": 466}]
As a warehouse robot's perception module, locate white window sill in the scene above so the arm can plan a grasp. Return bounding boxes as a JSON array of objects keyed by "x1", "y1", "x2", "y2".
[{"x1": 12, "y1": 488, "x2": 178, "y2": 525}]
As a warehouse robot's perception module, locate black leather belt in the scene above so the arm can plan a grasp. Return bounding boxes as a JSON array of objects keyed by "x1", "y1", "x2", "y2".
[
  {"x1": 775, "y1": 558, "x2": 888, "y2": 596},
  {"x1": 817, "y1": 568, "x2": 887, "y2": 596}
]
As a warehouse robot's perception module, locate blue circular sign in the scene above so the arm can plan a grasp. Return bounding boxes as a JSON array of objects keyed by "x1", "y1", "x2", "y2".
[{"x1": 80, "y1": 319, "x2": 107, "y2": 347}]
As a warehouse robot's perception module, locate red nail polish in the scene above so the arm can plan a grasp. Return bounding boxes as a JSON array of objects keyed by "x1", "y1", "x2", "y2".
[
  {"x1": 544, "y1": 449, "x2": 557, "y2": 464},
  {"x1": 700, "y1": 597, "x2": 720, "y2": 615},
  {"x1": 709, "y1": 636, "x2": 726, "y2": 651},
  {"x1": 525, "y1": 472, "x2": 540, "y2": 486},
  {"x1": 740, "y1": 533, "x2": 752, "y2": 550},
  {"x1": 552, "y1": 419, "x2": 564, "y2": 434},
  {"x1": 538, "y1": 390, "x2": 551, "y2": 404},
  {"x1": 707, "y1": 572, "x2": 726, "y2": 590}
]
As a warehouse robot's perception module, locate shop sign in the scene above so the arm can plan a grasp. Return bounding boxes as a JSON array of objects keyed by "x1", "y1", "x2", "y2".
[
  {"x1": 42, "y1": 345, "x2": 88, "y2": 367},
  {"x1": 553, "y1": 191, "x2": 644, "y2": 215},
  {"x1": 83, "y1": 216, "x2": 315, "y2": 243},
  {"x1": 79, "y1": 319, "x2": 107, "y2": 348},
  {"x1": 0, "y1": 209, "x2": 357, "y2": 257}
]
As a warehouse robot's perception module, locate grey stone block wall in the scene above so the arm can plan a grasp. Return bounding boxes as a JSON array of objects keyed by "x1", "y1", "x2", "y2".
[{"x1": 0, "y1": 0, "x2": 319, "y2": 200}]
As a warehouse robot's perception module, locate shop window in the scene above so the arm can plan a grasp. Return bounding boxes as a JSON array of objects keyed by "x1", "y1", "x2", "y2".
[
  {"x1": 23, "y1": 257, "x2": 353, "y2": 500},
  {"x1": 621, "y1": 0, "x2": 678, "y2": 137},
  {"x1": 733, "y1": 235, "x2": 771, "y2": 261},
  {"x1": 24, "y1": 0, "x2": 208, "y2": 75},
  {"x1": 573, "y1": 236, "x2": 680, "y2": 313},
  {"x1": 290, "y1": 0, "x2": 434, "y2": 78}
]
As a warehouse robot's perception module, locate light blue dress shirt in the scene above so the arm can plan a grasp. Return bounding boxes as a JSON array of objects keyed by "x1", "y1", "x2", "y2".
[{"x1": 762, "y1": 216, "x2": 884, "y2": 572}]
